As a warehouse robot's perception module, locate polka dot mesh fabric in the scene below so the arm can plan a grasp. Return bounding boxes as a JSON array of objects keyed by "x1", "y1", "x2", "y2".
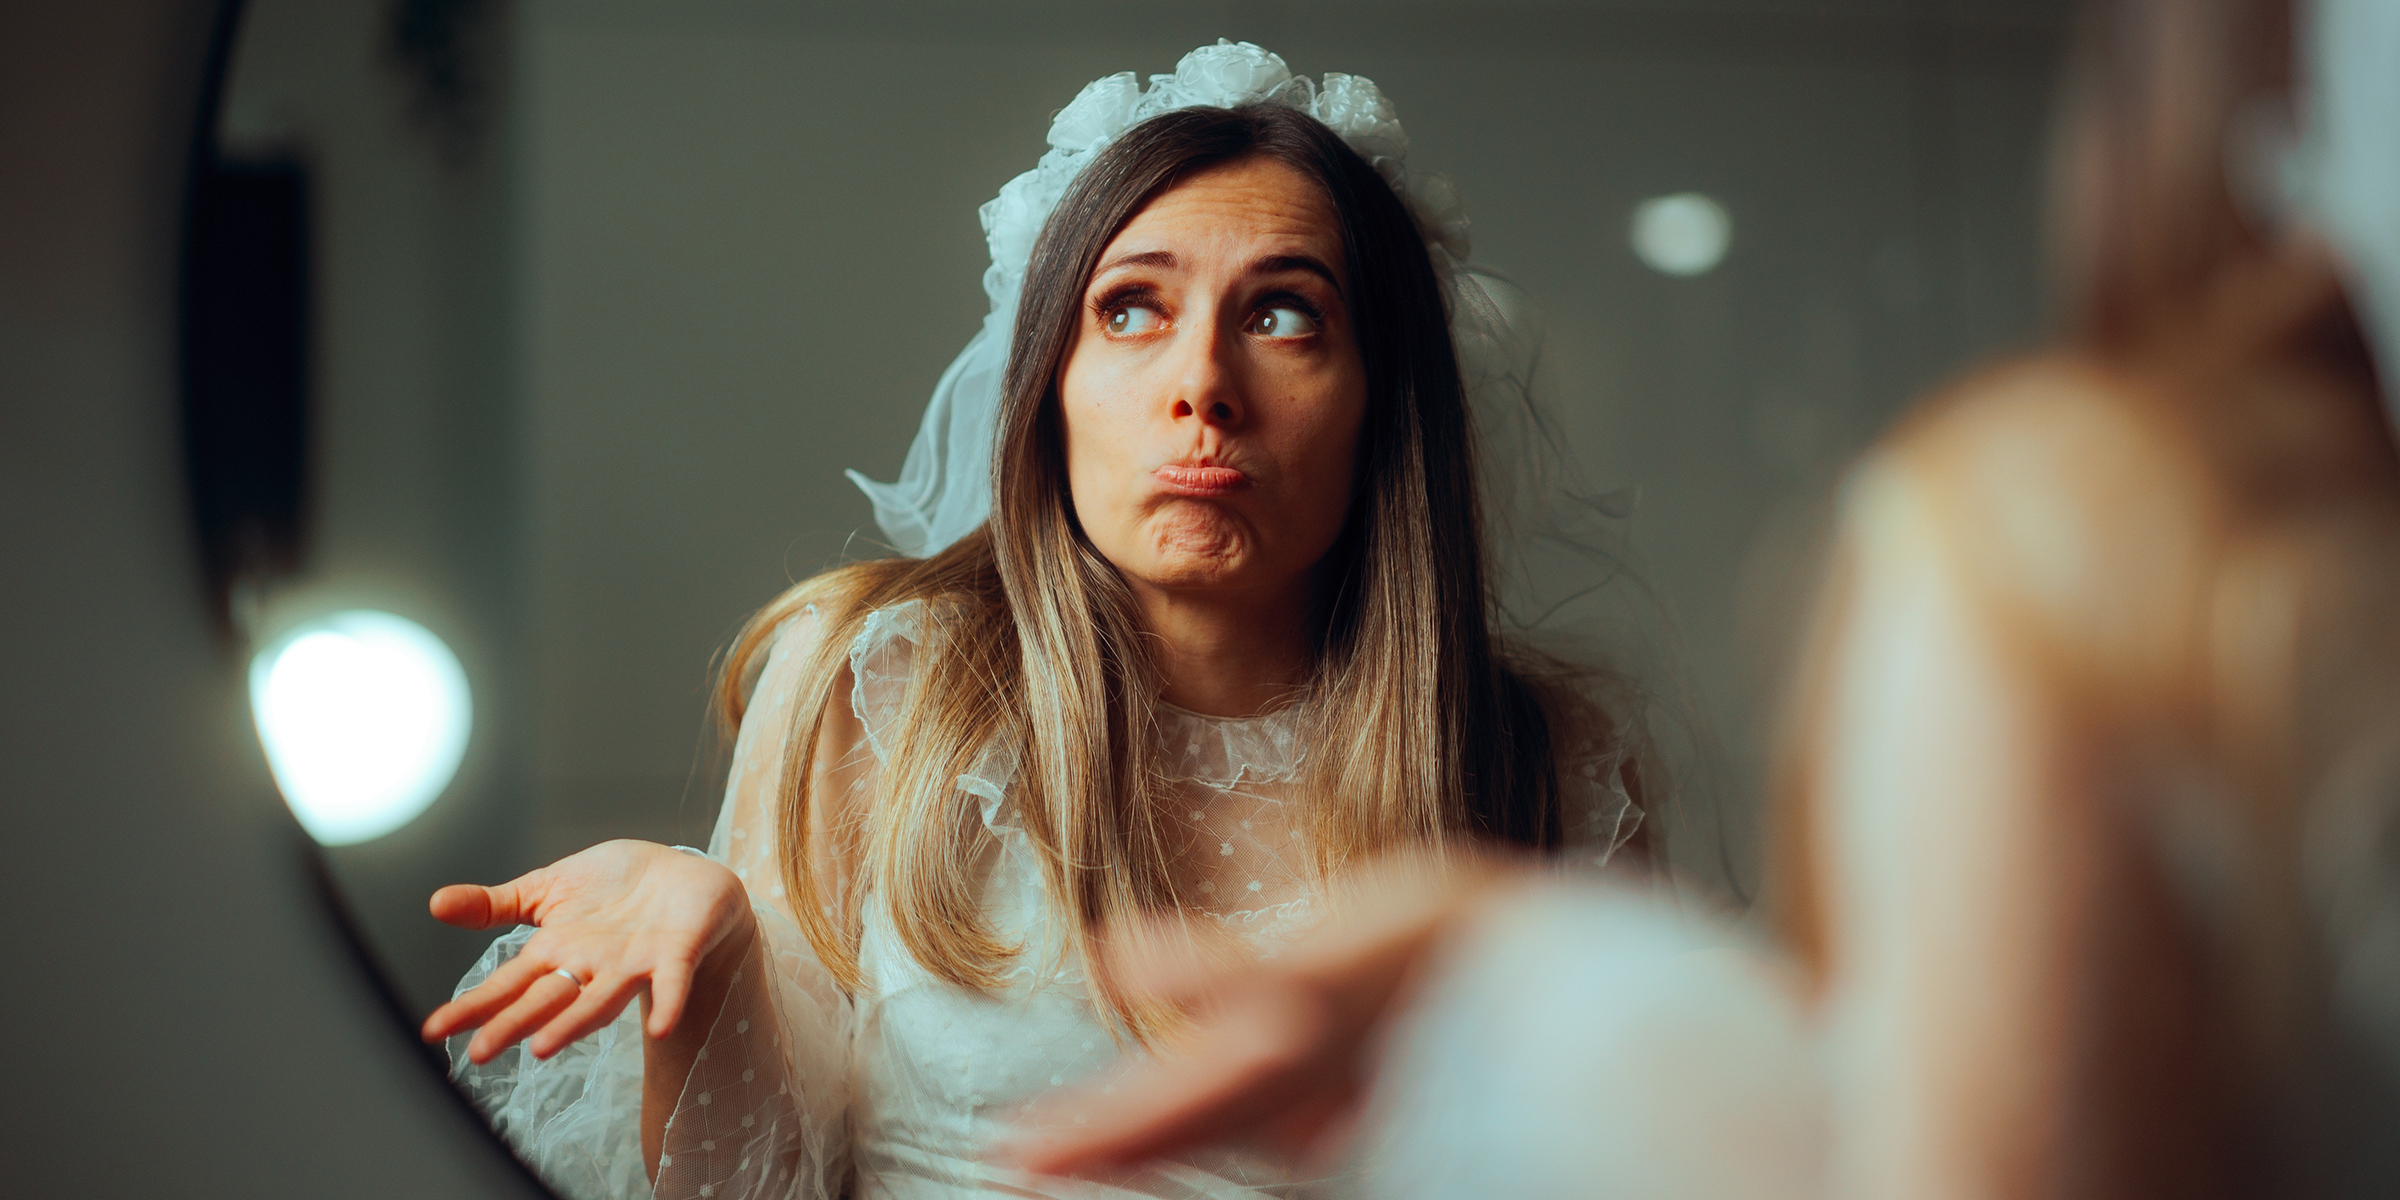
[
  {"x1": 450, "y1": 601, "x2": 1640, "y2": 1198},
  {"x1": 1154, "y1": 703, "x2": 1314, "y2": 936}
]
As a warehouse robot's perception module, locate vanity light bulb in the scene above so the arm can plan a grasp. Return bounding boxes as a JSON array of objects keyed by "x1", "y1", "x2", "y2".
[
  {"x1": 1630, "y1": 192, "x2": 1733, "y2": 277},
  {"x1": 249, "y1": 610, "x2": 471, "y2": 845}
]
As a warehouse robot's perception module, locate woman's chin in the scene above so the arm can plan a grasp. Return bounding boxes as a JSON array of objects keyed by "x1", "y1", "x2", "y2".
[
  {"x1": 1129, "y1": 547, "x2": 1253, "y2": 591},
  {"x1": 1098, "y1": 508, "x2": 1316, "y2": 596},
  {"x1": 1125, "y1": 527, "x2": 1267, "y2": 592},
  {"x1": 1139, "y1": 509, "x2": 1245, "y2": 563}
]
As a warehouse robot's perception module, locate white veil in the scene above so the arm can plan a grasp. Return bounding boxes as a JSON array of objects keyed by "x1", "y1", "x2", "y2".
[{"x1": 845, "y1": 40, "x2": 1543, "y2": 560}]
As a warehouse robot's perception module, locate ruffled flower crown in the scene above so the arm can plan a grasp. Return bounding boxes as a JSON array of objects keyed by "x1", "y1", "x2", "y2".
[
  {"x1": 977, "y1": 40, "x2": 1472, "y2": 310},
  {"x1": 850, "y1": 40, "x2": 1527, "y2": 559}
]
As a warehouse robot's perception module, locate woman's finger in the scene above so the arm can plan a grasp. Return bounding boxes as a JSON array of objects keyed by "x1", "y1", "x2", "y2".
[
  {"x1": 1009, "y1": 1049, "x2": 1285, "y2": 1174},
  {"x1": 466, "y1": 972, "x2": 584, "y2": 1064},
  {"x1": 422, "y1": 941, "x2": 570, "y2": 1041},
  {"x1": 1097, "y1": 910, "x2": 1251, "y2": 1011},
  {"x1": 527, "y1": 972, "x2": 641, "y2": 1060},
  {"x1": 422, "y1": 993, "x2": 493, "y2": 1044},
  {"x1": 423, "y1": 960, "x2": 540, "y2": 1042},
  {"x1": 427, "y1": 883, "x2": 498, "y2": 929},
  {"x1": 427, "y1": 868, "x2": 548, "y2": 930},
  {"x1": 646, "y1": 956, "x2": 695, "y2": 1040},
  {"x1": 1008, "y1": 984, "x2": 1330, "y2": 1175}
]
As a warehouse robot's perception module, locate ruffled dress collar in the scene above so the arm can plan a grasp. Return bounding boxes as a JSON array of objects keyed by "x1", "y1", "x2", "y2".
[{"x1": 1153, "y1": 701, "x2": 1307, "y2": 789}]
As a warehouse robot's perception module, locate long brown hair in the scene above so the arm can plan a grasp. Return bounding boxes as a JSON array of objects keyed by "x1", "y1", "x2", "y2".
[
  {"x1": 2051, "y1": 0, "x2": 2295, "y2": 349},
  {"x1": 721, "y1": 105, "x2": 1592, "y2": 1025}
]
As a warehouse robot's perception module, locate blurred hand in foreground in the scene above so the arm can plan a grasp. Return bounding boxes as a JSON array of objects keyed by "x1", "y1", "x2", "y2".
[{"x1": 1000, "y1": 853, "x2": 1525, "y2": 1178}]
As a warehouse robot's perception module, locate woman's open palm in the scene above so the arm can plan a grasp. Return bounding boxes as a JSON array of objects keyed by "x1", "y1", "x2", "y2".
[{"x1": 419, "y1": 839, "x2": 756, "y2": 1065}]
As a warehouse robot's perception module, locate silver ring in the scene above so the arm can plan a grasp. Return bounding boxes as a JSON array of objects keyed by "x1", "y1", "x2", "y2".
[{"x1": 551, "y1": 967, "x2": 586, "y2": 989}]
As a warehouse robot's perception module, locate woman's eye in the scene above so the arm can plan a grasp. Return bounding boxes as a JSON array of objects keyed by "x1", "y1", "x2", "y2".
[
  {"x1": 1247, "y1": 305, "x2": 1320, "y2": 338},
  {"x1": 1105, "y1": 304, "x2": 1164, "y2": 335}
]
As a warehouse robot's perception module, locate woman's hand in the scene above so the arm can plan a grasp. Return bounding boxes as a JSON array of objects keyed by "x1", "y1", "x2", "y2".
[
  {"x1": 419, "y1": 840, "x2": 758, "y2": 1064},
  {"x1": 1002, "y1": 854, "x2": 1524, "y2": 1177}
]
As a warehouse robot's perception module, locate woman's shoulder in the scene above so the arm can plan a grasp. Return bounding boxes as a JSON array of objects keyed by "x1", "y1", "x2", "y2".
[
  {"x1": 1876, "y1": 349, "x2": 2400, "y2": 550},
  {"x1": 1879, "y1": 354, "x2": 2217, "y2": 525},
  {"x1": 1821, "y1": 357, "x2": 2226, "y2": 710},
  {"x1": 1839, "y1": 349, "x2": 2400, "y2": 706},
  {"x1": 749, "y1": 562, "x2": 980, "y2": 669},
  {"x1": 748, "y1": 569, "x2": 999, "y2": 749},
  {"x1": 1850, "y1": 355, "x2": 2214, "y2": 620}
]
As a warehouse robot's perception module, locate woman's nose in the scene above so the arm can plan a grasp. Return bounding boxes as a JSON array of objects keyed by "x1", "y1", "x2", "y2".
[{"x1": 1167, "y1": 323, "x2": 1246, "y2": 429}]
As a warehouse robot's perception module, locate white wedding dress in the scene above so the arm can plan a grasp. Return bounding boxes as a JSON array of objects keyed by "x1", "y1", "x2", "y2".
[{"x1": 448, "y1": 600, "x2": 1641, "y2": 1200}]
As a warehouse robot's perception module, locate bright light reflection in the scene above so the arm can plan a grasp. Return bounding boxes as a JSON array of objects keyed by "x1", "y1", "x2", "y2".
[
  {"x1": 249, "y1": 610, "x2": 470, "y2": 845},
  {"x1": 1630, "y1": 192, "x2": 1733, "y2": 277}
]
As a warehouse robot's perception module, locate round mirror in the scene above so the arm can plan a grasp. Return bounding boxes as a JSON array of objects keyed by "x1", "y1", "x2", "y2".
[{"x1": 196, "y1": 0, "x2": 2073, "y2": 1192}]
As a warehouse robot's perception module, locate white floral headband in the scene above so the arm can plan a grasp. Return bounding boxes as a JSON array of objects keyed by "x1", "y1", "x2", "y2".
[{"x1": 849, "y1": 40, "x2": 1519, "y2": 558}]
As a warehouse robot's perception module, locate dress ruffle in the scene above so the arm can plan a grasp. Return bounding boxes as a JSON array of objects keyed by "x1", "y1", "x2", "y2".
[{"x1": 1155, "y1": 703, "x2": 1307, "y2": 790}]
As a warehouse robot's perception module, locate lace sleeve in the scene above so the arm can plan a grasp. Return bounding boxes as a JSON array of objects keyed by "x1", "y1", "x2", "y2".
[
  {"x1": 654, "y1": 605, "x2": 860, "y2": 1200},
  {"x1": 450, "y1": 928, "x2": 653, "y2": 1200},
  {"x1": 449, "y1": 607, "x2": 863, "y2": 1200}
]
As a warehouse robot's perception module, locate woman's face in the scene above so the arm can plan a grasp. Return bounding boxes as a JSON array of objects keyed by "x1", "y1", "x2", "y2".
[{"x1": 1058, "y1": 156, "x2": 1369, "y2": 605}]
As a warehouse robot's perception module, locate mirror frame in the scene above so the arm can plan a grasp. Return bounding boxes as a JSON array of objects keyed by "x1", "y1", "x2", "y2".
[{"x1": 178, "y1": 2, "x2": 560, "y2": 1193}]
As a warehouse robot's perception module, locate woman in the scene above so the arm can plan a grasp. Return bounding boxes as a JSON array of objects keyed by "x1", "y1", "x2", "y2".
[
  {"x1": 1015, "y1": 3, "x2": 2400, "y2": 1197},
  {"x1": 418, "y1": 43, "x2": 1645, "y2": 1200}
]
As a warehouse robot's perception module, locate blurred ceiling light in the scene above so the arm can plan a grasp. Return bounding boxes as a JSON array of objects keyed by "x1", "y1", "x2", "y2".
[
  {"x1": 249, "y1": 610, "x2": 470, "y2": 845},
  {"x1": 1630, "y1": 192, "x2": 1732, "y2": 277}
]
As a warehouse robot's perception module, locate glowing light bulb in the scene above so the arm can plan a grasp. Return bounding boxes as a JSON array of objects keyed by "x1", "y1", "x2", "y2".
[
  {"x1": 249, "y1": 610, "x2": 471, "y2": 845},
  {"x1": 1630, "y1": 192, "x2": 1733, "y2": 277}
]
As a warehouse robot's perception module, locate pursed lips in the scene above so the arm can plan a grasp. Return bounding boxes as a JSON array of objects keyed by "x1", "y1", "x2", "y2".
[{"x1": 1151, "y1": 464, "x2": 1250, "y2": 497}]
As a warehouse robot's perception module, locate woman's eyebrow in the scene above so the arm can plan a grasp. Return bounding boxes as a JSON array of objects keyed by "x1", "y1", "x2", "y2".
[
  {"x1": 1093, "y1": 249, "x2": 1177, "y2": 277},
  {"x1": 1251, "y1": 253, "x2": 1343, "y2": 296}
]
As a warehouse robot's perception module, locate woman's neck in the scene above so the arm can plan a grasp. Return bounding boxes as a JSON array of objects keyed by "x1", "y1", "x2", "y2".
[{"x1": 1129, "y1": 577, "x2": 1317, "y2": 719}]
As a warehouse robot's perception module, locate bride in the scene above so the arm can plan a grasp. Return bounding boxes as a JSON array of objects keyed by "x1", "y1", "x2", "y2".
[{"x1": 417, "y1": 43, "x2": 1646, "y2": 1200}]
